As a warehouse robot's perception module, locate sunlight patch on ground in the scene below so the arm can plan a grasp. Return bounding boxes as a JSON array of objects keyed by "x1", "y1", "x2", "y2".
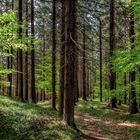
[
  {"x1": 104, "y1": 121, "x2": 112, "y2": 125},
  {"x1": 83, "y1": 117, "x2": 101, "y2": 122},
  {"x1": 76, "y1": 99, "x2": 140, "y2": 140},
  {"x1": 117, "y1": 122, "x2": 140, "y2": 129}
]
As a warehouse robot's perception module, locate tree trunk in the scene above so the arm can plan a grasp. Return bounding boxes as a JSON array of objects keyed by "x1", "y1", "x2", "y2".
[
  {"x1": 31, "y1": 0, "x2": 36, "y2": 103},
  {"x1": 12, "y1": 0, "x2": 14, "y2": 9},
  {"x1": 43, "y1": 20, "x2": 46, "y2": 102},
  {"x1": 59, "y1": 0, "x2": 65, "y2": 117},
  {"x1": 63, "y1": 0, "x2": 76, "y2": 127},
  {"x1": 129, "y1": 1, "x2": 138, "y2": 113},
  {"x1": 138, "y1": 68, "x2": 140, "y2": 109},
  {"x1": 82, "y1": 24, "x2": 87, "y2": 101},
  {"x1": 124, "y1": 73, "x2": 127, "y2": 104},
  {"x1": 17, "y1": 0, "x2": 23, "y2": 99},
  {"x1": 6, "y1": 0, "x2": 12, "y2": 96},
  {"x1": 109, "y1": 0, "x2": 117, "y2": 108},
  {"x1": 99, "y1": 20, "x2": 103, "y2": 102},
  {"x1": 74, "y1": 3, "x2": 79, "y2": 103},
  {"x1": 52, "y1": 0, "x2": 56, "y2": 110},
  {"x1": 25, "y1": 0, "x2": 29, "y2": 101}
]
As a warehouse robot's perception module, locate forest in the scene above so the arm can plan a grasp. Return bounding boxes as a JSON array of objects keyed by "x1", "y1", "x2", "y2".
[{"x1": 0, "y1": 0, "x2": 140, "y2": 139}]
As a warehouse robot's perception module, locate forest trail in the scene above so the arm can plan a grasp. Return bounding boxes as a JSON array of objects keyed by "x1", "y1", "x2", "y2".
[{"x1": 75, "y1": 112, "x2": 110, "y2": 140}]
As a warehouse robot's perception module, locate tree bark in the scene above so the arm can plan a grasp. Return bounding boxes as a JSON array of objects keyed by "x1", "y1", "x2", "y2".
[
  {"x1": 99, "y1": 20, "x2": 103, "y2": 102},
  {"x1": 52, "y1": 0, "x2": 56, "y2": 109},
  {"x1": 6, "y1": 0, "x2": 13, "y2": 96},
  {"x1": 17, "y1": 0, "x2": 23, "y2": 99},
  {"x1": 12, "y1": 0, "x2": 14, "y2": 9},
  {"x1": 124, "y1": 73, "x2": 127, "y2": 104},
  {"x1": 31, "y1": 0, "x2": 36, "y2": 103},
  {"x1": 74, "y1": 2, "x2": 79, "y2": 103},
  {"x1": 109, "y1": 0, "x2": 117, "y2": 108},
  {"x1": 82, "y1": 24, "x2": 87, "y2": 101},
  {"x1": 129, "y1": 1, "x2": 138, "y2": 113},
  {"x1": 25, "y1": 0, "x2": 29, "y2": 101},
  {"x1": 63, "y1": 0, "x2": 76, "y2": 127},
  {"x1": 59, "y1": 0, "x2": 65, "y2": 117}
]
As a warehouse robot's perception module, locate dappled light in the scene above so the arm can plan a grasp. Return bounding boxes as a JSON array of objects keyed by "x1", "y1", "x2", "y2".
[
  {"x1": 76, "y1": 99, "x2": 140, "y2": 140},
  {"x1": 0, "y1": 96, "x2": 78, "y2": 140},
  {"x1": 1, "y1": 0, "x2": 140, "y2": 139},
  {"x1": 117, "y1": 122, "x2": 140, "y2": 129}
]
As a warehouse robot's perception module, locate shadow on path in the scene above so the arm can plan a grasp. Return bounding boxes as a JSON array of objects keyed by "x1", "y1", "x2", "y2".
[{"x1": 75, "y1": 112, "x2": 110, "y2": 140}]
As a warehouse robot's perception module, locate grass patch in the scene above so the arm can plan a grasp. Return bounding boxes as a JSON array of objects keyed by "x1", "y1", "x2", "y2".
[{"x1": 0, "y1": 96, "x2": 80, "y2": 140}]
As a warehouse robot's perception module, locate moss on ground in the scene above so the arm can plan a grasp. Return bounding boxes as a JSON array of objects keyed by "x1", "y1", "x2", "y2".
[{"x1": 0, "y1": 96, "x2": 80, "y2": 140}]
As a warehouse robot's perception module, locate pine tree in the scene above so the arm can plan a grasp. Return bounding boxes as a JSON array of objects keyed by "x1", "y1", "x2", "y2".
[
  {"x1": 109, "y1": 0, "x2": 117, "y2": 108},
  {"x1": 31, "y1": 0, "x2": 36, "y2": 103},
  {"x1": 52, "y1": 0, "x2": 56, "y2": 110},
  {"x1": 63, "y1": 0, "x2": 76, "y2": 127},
  {"x1": 129, "y1": 0, "x2": 138, "y2": 114}
]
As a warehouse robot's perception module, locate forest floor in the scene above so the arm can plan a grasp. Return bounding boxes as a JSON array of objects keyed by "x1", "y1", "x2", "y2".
[
  {"x1": 0, "y1": 96, "x2": 79, "y2": 140},
  {"x1": 0, "y1": 96, "x2": 140, "y2": 140},
  {"x1": 75, "y1": 99, "x2": 140, "y2": 140}
]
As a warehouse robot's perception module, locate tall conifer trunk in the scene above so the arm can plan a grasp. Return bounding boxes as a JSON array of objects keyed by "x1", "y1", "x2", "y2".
[
  {"x1": 63, "y1": 0, "x2": 76, "y2": 127},
  {"x1": 99, "y1": 20, "x2": 102, "y2": 102},
  {"x1": 25, "y1": 0, "x2": 29, "y2": 101},
  {"x1": 82, "y1": 24, "x2": 87, "y2": 101},
  {"x1": 17, "y1": 0, "x2": 23, "y2": 99},
  {"x1": 129, "y1": 0, "x2": 138, "y2": 114},
  {"x1": 52, "y1": 0, "x2": 56, "y2": 109},
  {"x1": 109, "y1": 0, "x2": 117, "y2": 108},
  {"x1": 59, "y1": 0, "x2": 65, "y2": 117},
  {"x1": 31, "y1": 0, "x2": 36, "y2": 103}
]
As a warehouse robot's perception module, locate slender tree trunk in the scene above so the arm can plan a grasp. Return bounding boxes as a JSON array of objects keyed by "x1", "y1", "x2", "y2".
[
  {"x1": 52, "y1": 0, "x2": 56, "y2": 110},
  {"x1": 18, "y1": 0, "x2": 23, "y2": 99},
  {"x1": 25, "y1": 0, "x2": 29, "y2": 101},
  {"x1": 124, "y1": 73, "x2": 127, "y2": 104},
  {"x1": 138, "y1": 68, "x2": 140, "y2": 109},
  {"x1": 129, "y1": 1, "x2": 138, "y2": 114},
  {"x1": 7, "y1": 48, "x2": 11, "y2": 96},
  {"x1": 31, "y1": 0, "x2": 36, "y2": 103},
  {"x1": 82, "y1": 25, "x2": 87, "y2": 101},
  {"x1": 99, "y1": 20, "x2": 103, "y2": 102},
  {"x1": 109, "y1": 0, "x2": 117, "y2": 108},
  {"x1": 74, "y1": 3, "x2": 79, "y2": 103},
  {"x1": 12, "y1": 0, "x2": 14, "y2": 9},
  {"x1": 6, "y1": 0, "x2": 12, "y2": 96},
  {"x1": 43, "y1": 90, "x2": 45, "y2": 101},
  {"x1": 41, "y1": 89, "x2": 43, "y2": 101},
  {"x1": 78, "y1": 58, "x2": 82, "y2": 98},
  {"x1": 43, "y1": 20, "x2": 46, "y2": 101},
  {"x1": 74, "y1": 54, "x2": 79, "y2": 103},
  {"x1": 86, "y1": 67, "x2": 89, "y2": 97},
  {"x1": 59, "y1": 0, "x2": 65, "y2": 117},
  {"x1": 92, "y1": 51, "x2": 95, "y2": 99}
]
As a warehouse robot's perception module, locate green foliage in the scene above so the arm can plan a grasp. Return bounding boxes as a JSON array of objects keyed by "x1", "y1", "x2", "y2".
[
  {"x1": 112, "y1": 1, "x2": 140, "y2": 73},
  {"x1": 112, "y1": 44, "x2": 140, "y2": 73},
  {"x1": 0, "y1": 10, "x2": 35, "y2": 87},
  {"x1": 0, "y1": 10, "x2": 25, "y2": 49},
  {"x1": 36, "y1": 51, "x2": 60, "y2": 94},
  {"x1": 36, "y1": 53, "x2": 52, "y2": 91},
  {"x1": 110, "y1": 1, "x2": 140, "y2": 102}
]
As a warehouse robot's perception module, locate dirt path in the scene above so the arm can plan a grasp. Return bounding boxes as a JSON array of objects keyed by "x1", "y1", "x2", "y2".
[{"x1": 75, "y1": 112, "x2": 110, "y2": 140}]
